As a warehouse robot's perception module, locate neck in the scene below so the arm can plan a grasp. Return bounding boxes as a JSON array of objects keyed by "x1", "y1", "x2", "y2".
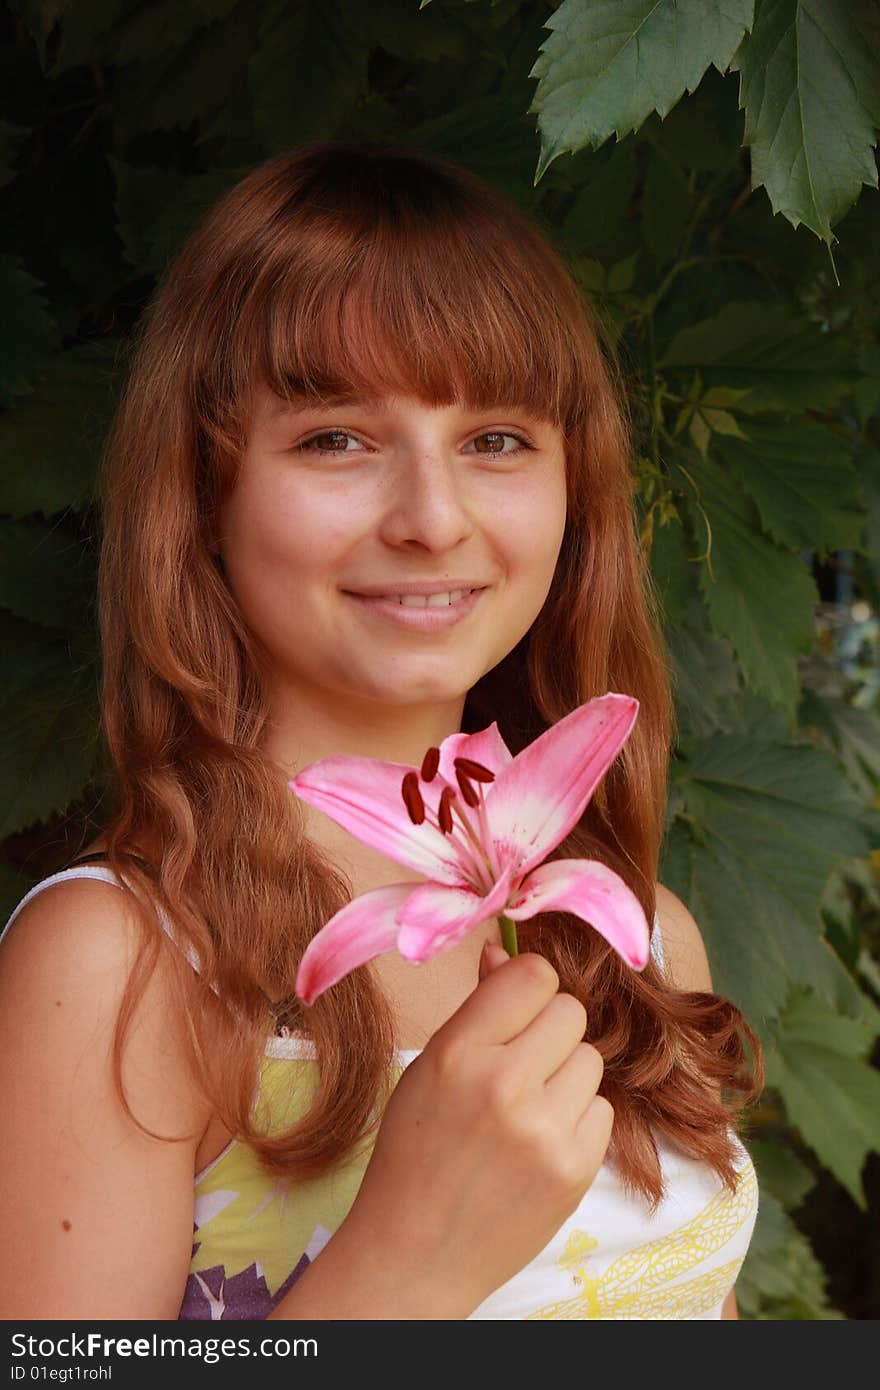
[{"x1": 261, "y1": 680, "x2": 469, "y2": 775}]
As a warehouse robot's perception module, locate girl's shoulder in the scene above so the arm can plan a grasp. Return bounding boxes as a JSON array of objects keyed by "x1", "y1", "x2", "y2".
[
  {"x1": 653, "y1": 883, "x2": 713, "y2": 992},
  {"x1": 0, "y1": 866, "x2": 212, "y2": 1317},
  {"x1": 0, "y1": 860, "x2": 213, "y2": 1132}
]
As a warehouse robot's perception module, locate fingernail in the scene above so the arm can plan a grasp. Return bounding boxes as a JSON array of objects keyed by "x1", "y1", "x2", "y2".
[{"x1": 478, "y1": 941, "x2": 489, "y2": 981}]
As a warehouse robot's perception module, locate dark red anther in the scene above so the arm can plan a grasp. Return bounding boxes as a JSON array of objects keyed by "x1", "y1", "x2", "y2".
[
  {"x1": 453, "y1": 756, "x2": 495, "y2": 783},
  {"x1": 438, "y1": 786, "x2": 455, "y2": 834},
  {"x1": 454, "y1": 766, "x2": 481, "y2": 808},
  {"x1": 401, "y1": 771, "x2": 426, "y2": 825},
  {"x1": 420, "y1": 746, "x2": 441, "y2": 782}
]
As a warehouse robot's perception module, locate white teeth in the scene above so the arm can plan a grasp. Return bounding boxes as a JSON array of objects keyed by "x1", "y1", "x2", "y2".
[{"x1": 390, "y1": 589, "x2": 469, "y2": 607}]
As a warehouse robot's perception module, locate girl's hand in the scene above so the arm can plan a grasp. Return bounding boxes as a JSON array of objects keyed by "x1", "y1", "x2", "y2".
[{"x1": 336, "y1": 945, "x2": 613, "y2": 1318}]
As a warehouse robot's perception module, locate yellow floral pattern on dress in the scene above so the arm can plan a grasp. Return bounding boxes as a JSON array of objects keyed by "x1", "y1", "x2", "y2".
[
  {"x1": 183, "y1": 1054, "x2": 403, "y2": 1317},
  {"x1": 526, "y1": 1153, "x2": 758, "y2": 1320}
]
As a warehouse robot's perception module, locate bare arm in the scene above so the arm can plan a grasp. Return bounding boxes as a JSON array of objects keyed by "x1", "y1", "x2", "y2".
[
  {"x1": 0, "y1": 880, "x2": 212, "y2": 1318},
  {"x1": 655, "y1": 883, "x2": 743, "y2": 1324},
  {"x1": 721, "y1": 1289, "x2": 739, "y2": 1319}
]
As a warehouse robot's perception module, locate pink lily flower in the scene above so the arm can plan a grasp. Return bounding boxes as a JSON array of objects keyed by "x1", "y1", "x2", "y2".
[{"x1": 290, "y1": 693, "x2": 649, "y2": 1005}]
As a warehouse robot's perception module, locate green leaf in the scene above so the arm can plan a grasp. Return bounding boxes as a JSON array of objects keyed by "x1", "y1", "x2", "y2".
[
  {"x1": 0, "y1": 517, "x2": 95, "y2": 630},
  {"x1": 112, "y1": 4, "x2": 259, "y2": 143},
  {"x1": 664, "y1": 733, "x2": 873, "y2": 1030},
  {"x1": 0, "y1": 342, "x2": 123, "y2": 517},
  {"x1": 733, "y1": 0, "x2": 880, "y2": 246},
  {"x1": 401, "y1": 93, "x2": 542, "y2": 202},
  {"x1": 641, "y1": 73, "x2": 739, "y2": 172},
  {"x1": 112, "y1": 0, "x2": 240, "y2": 67},
  {"x1": 660, "y1": 301, "x2": 857, "y2": 412},
  {"x1": 0, "y1": 610, "x2": 99, "y2": 837},
  {"x1": 701, "y1": 407, "x2": 747, "y2": 439},
  {"x1": 665, "y1": 617, "x2": 742, "y2": 738},
  {"x1": 0, "y1": 121, "x2": 30, "y2": 191},
  {"x1": 606, "y1": 250, "x2": 638, "y2": 292},
  {"x1": 529, "y1": 0, "x2": 755, "y2": 180},
  {"x1": 0, "y1": 863, "x2": 37, "y2": 930},
  {"x1": 737, "y1": 1189, "x2": 840, "y2": 1318},
  {"x1": 649, "y1": 515, "x2": 697, "y2": 626},
  {"x1": 17, "y1": 0, "x2": 70, "y2": 68},
  {"x1": 250, "y1": 0, "x2": 370, "y2": 150},
  {"x1": 560, "y1": 144, "x2": 639, "y2": 258},
  {"x1": 716, "y1": 420, "x2": 865, "y2": 555},
  {"x1": 0, "y1": 256, "x2": 60, "y2": 407},
  {"x1": 764, "y1": 989, "x2": 880, "y2": 1205},
  {"x1": 641, "y1": 149, "x2": 693, "y2": 266},
  {"x1": 688, "y1": 409, "x2": 711, "y2": 459},
  {"x1": 111, "y1": 160, "x2": 243, "y2": 278},
  {"x1": 800, "y1": 671, "x2": 880, "y2": 802},
  {"x1": 347, "y1": 0, "x2": 471, "y2": 62},
  {"x1": 749, "y1": 1138, "x2": 816, "y2": 1211},
  {"x1": 679, "y1": 452, "x2": 817, "y2": 712},
  {"x1": 854, "y1": 342, "x2": 880, "y2": 423}
]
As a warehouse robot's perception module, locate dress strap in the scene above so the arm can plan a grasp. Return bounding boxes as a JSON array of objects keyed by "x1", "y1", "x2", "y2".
[
  {"x1": 650, "y1": 910, "x2": 665, "y2": 977},
  {"x1": 0, "y1": 857, "x2": 211, "y2": 989}
]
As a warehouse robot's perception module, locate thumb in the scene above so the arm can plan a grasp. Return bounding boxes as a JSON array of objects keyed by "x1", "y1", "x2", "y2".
[{"x1": 478, "y1": 940, "x2": 509, "y2": 981}]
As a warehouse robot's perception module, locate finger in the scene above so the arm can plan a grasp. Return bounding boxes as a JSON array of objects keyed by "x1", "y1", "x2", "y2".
[
  {"x1": 444, "y1": 951, "x2": 560, "y2": 1047},
  {"x1": 478, "y1": 942, "x2": 508, "y2": 981},
  {"x1": 504, "y1": 992, "x2": 589, "y2": 1080},
  {"x1": 542, "y1": 1040, "x2": 605, "y2": 1115},
  {"x1": 478, "y1": 939, "x2": 503, "y2": 984},
  {"x1": 574, "y1": 1093, "x2": 615, "y2": 1161}
]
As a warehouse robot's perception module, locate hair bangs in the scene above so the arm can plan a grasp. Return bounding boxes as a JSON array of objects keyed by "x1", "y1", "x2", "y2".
[{"x1": 247, "y1": 166, "x2": 585, "y2": 432}]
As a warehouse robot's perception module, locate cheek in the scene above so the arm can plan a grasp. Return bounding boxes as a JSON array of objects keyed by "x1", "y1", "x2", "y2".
[
  {"x1": 496, "y1": 476, "x2": 567, "y2": 574},
  {"x1": 222, "y1": 477, "x2": 351, "y2": 582}
]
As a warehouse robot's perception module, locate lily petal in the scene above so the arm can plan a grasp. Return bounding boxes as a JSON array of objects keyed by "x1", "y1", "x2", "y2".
[
  {"x1": 396, "y1": 862, "x2": 516, "y2": 964},
  {"x1": 436, "y1": 720, "x2": 514, "y2": 786},
  {"x1": 289, "y1": 756, "x2": 464, "y2": 885},
  {"x1": 484, "y1": 694, "x2": 638, "y2": 880},
  {"x1": 295, "y1": 882, "x2": 417, "y2": 1005},
  {"x1": 505, "y1": 857, "x2": 650, "y2": 969}
]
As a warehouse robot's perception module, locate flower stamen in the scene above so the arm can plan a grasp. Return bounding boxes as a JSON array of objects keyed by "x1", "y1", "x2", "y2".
[
  {"x1": 420, "y1": 746, "x2": 441, "y2": 781},
  {"x1": 401, "y1": 771, "x2": 425, "y2": 824},
  {"x1": 400, "y1": 769, "x2": 490, "y2": 890},
  {"x1": 454, "y1": 757, "x2": 502, "y2": 882}
]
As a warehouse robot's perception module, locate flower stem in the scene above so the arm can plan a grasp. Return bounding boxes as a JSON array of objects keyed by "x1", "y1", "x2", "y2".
[{"x1": 498, "y1": 912, "x2": 519, "y2": 958}]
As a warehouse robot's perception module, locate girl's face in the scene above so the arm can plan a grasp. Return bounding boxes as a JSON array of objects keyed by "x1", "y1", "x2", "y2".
[{"x1": 217, "y1": 384, "x2": 568, "y2": 719}]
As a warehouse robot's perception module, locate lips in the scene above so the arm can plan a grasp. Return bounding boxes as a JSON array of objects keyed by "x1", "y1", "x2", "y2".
[{"x1": 345, "y1": 586, "x2": 486, "y2": 629}]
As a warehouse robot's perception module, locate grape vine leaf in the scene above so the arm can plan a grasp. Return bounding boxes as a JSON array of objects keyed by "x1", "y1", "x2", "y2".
[
  {"x1": 715, "y1": 420, "x2": 865, "y2": 555},
  {"x1": 0, "y1": 611, "x2": 99, "y2": 838},
  {"x1": 0, "y1": 517, "x2": 95, "y2": 631},
  {"x1": 737, "y1": 1190, "x2": 840, "y2": 1318},
  {"x1": 0, "y1": 256, "x2": 60, "y2": 407},
  {"x1": 732, "y1": 0, "x2": 880, "y2": 248},
  {"x1": 764, "y1": 989, "x2": 880, "y2": 1207},
  {"x1": 678, "y1": 452, "x2": 816, "y2": 712},
  {"x1": 663, "y1": 733, "x2": 874, "y2": 1032},
  {"x1": 529, "y1": 0, "x2": 755, "y2": 181},
  {"x1": 0, "y1": 342, "x2": 123, "y2": 517},
  {"x1": 660, "y1": 301, "x2": 857, "y2": 413}
]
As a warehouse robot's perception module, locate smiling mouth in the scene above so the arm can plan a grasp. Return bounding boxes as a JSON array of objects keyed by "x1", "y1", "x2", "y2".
[
  {"x1": 343, "y1": 587, "x2": 487, "y2": 627},
  {"x1": 345, "y1": 587, "x2": 484, "y2": 607}
]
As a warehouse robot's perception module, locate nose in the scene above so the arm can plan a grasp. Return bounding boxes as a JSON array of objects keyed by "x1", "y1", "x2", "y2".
[{"x1": 377, "y1": 445, "x2": 476, "y2": 553}]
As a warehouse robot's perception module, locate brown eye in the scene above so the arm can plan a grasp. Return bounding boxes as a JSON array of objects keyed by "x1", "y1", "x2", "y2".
[
  {"x1": 303, "y1": 430, "x2": 355, "y2": 453},
  {"x1": 469, "y1": 432, "x2": 530, "y2": 455}
]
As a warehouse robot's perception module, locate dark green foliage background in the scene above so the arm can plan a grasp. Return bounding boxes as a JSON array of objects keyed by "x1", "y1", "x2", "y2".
[{"x1": 2, "y1": 0, "x2": 879, "y2": 1318}]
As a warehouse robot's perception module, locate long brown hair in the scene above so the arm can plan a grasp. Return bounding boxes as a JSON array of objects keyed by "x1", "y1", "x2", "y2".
[{"x1": 95, "y1": 140, "x2": 761, "y2": 1205}]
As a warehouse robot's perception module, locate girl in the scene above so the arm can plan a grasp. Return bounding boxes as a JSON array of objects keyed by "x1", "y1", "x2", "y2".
[{"x1": 0, "y1": 141, "x2": 762, "y2": 1321}]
